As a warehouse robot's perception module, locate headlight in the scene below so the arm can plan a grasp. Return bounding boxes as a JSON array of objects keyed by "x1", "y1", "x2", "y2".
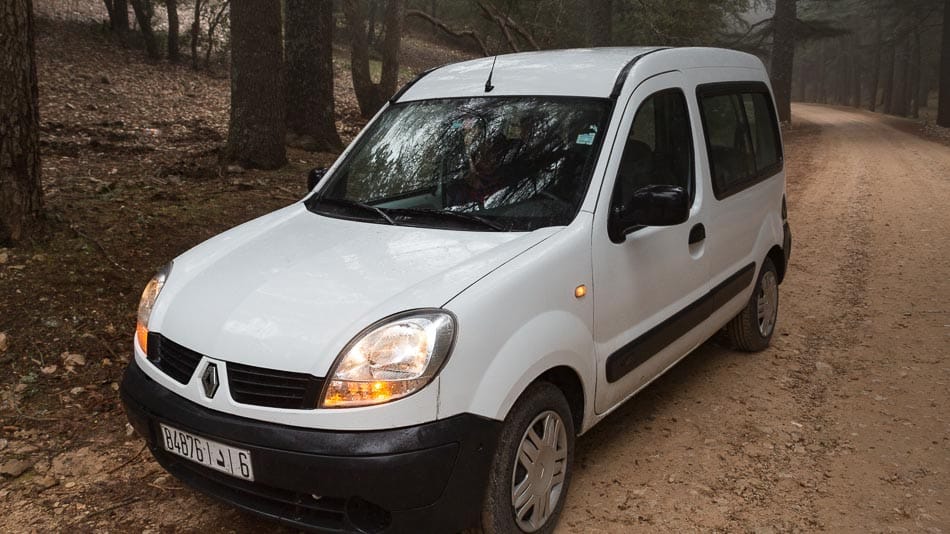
[
  {"x1": 135, "y1": 262, "x2": 172, "y2": 353},
  {"x1": 321, "y1": 310, "x2": 456, "y2": 408}
]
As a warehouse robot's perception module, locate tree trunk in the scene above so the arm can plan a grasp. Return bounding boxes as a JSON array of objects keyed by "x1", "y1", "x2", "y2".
[
  {"x1": 586, "y1": 0, "x2": 612, "y2": 47},
  {"x1": 190, "y1": 0, "x2": 201, "y2": 69},
  {"x1": 770, "y1": 0, "x2": 797, "y2": 122},
  {"x1": 853, "y1": 49, "x2": 863, "y2": 108},
  {"x1": 166, "y1": 0, "x2": 179, "y2": 62},
  {"x1": 881, "y1": 38, "x2": 896, "y2": 114},
  {"x1": 804, "y1": 54, "x2": 815, "y2": 102},
  {"x1": 286, "y1": 0, "x2": 342, "y2": 152},
  {"x1": 379, "y1": 0, "x2": 404, "y2": 100},
  {"x1": 345, "y1": 0, "x2": 376, "y2": 116},
  {"x1": 130, "y1": 0, "x2": 160, "y2": 59},
  {"x1": 367, "y1": 0, "x2": 378, "y2": 45},
  {"x1": 0, "y1": 0, "x2": 43, "y2": 245},
  {"x1": 855, "y1": 75, "x2": 863, "y2": 109},
  {"x1": 227, "y1": 0, "x2": 286, "y2": 169},
  {"x1": 843, "y1": 38, "x2": 853, "y2": 105},
  {"x1": 909, "y1": 31, "x2": 921, "y2": 118},
  {"x1": 890, "y1": 38, "x2": 909, "y2": 116},
  {"x1": 792, "y1": 55, "x2": 805, "y2": 102},
  {"x1": 837, "y1": 37, "x2": 848, "y2": 105},
  {"x1": 918, "y1": 33, "x2": 931, "y2": 116},
  {"x1": 938, "y1": 0, "x2": 950, "y2": 126},
  {"x1": 870, "y1": 8, "x2": 882, "y2": 111},
  {"x1": 344, "y1": 0, "x2": 404, "y2": 118},
  {"x1": 103, "y1": 0, "x2": 129, "y2": 37}
]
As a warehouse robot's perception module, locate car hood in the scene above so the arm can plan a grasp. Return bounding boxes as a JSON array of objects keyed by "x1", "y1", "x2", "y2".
[{"x1": 149, "y1": 204, "x2": 558, "y2": 375}]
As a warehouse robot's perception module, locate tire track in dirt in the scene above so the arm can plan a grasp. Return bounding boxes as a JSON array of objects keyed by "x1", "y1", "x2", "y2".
[{"x1": 790, "y1": 105, "x2": 950, "y2": 532}]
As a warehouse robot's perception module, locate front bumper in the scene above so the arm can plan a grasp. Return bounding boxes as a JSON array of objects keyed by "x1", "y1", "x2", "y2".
[{"x1": 120, "y1": 359, "x2": 501, "y2": 533}]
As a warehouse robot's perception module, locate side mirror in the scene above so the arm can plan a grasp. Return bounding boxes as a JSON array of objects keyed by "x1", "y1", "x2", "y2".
[
  {"x1": 609, "y1": 185, "x2": 689, "y2": 242},
  {"x1": 307, "y1": 168, "x2": 328, "y2": 192}
]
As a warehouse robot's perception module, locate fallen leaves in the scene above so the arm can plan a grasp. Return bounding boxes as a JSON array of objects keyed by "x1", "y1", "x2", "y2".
[
  {"x1": 57, "y1": 351, "x2": 87, "y2": 374},
  {"x1": 0, "y1": 332, "x2": 8, "y2": 352}
]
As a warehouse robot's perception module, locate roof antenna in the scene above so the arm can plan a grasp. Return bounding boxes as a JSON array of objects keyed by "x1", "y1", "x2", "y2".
[
  {"x1": 484, "y1": 1, "x2": 512, "y2": 93},
  {"x1": 484, "y1": 55, "x2": 498, "y2": 93}
]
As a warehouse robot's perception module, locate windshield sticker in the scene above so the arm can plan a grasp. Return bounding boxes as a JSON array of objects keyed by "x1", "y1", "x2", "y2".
[{"x1": 576, "y1": 132, "x2": 596, "y2": 145}]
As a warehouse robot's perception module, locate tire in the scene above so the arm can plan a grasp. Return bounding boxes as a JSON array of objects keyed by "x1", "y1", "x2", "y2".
[
  {"x1": 481, "y1": 381, "x2": 575, "y2": 534},
  {"x1": 724, "y1": 257, "x2": 779, "y2": 352}
]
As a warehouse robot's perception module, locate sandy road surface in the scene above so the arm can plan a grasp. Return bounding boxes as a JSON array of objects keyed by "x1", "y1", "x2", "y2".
[
  {"x1": 560, "y1": 104, "x2": 950, "y2": 533},
  {"x1": 2, "y1": 104, "x2": 947, "y2": 532}
]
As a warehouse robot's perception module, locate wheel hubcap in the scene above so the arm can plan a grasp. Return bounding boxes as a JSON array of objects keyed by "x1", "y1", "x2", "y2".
[
  {"x1": 511, "y1": 410, "x2": 568, "y2": 532},
  {"x1": 757, "y1": 270, "x2": 778, "y2": 337}
]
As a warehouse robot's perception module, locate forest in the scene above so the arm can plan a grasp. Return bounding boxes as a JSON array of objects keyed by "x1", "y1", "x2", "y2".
[
  {"x1": 0, "y1": 0, "x2": 948, "y2": 532},
  {"x1": 3, "y1": 0, "x2": 948, "y2": 242}
]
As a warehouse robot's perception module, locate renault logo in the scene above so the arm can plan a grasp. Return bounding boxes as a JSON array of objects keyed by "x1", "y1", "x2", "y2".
[{"x1": 201, "y1": 363, "x2": 219, "y2": 398}]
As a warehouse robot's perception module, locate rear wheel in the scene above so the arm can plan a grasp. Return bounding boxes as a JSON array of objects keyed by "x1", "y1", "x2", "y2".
[
  {"x1": 482, "y1": 381, "x2": 574, "y2": 534},
  {"x1": 725, "y1": 257, "x2": 779, "y2": 352}
]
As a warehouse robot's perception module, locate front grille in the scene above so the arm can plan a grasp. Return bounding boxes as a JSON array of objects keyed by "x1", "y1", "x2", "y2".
[
  {"x1": 227, "y1": 362, "x2": 324, "y2": 410},
  {"x1": 147, "y1": 333, "x2": 202, "y2": 384},
  {"x1": 146, "y1": 333, "x2": 323, "y2": 409}
]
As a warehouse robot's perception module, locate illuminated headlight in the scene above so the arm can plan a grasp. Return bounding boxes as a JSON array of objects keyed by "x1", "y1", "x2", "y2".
[
  {"x1": 321, "y1": 310, "x2": 456, "y2": 408},
  {"x1": 135, "y1": 262, "x2": 172, "y2": 353}
]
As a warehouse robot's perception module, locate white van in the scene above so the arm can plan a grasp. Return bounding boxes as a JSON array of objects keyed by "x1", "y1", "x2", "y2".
[{"x1": 121, "y1": 47, "x2": 791, "y2": 533}]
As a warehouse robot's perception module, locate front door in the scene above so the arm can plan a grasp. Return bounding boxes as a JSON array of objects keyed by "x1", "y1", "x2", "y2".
[{"x1": 592, "y1": 71, "x2": 710, "y2": 413}]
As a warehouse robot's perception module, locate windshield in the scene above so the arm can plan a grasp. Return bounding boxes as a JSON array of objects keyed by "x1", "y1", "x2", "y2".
[{"x1": 306, "y1": 97, "x2": 610, "y2": 232}]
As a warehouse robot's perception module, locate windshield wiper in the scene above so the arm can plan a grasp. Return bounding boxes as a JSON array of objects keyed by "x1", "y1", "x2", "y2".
[
  {"x1": 389, "y1": 207, "x2": 504, "y2": 231},
  {"x1": 314, "y1": 197, "x2": 397, "y2": 226}
]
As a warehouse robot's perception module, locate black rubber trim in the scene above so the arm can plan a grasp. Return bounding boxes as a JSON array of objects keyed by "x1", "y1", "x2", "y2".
[
  {"x1": 608, "y1": 47, "x2": 670, "y2": 99},
  {"x1": 389, "y1": 65, "x2": 441, "y2": 103},
  {"x1": 783, "y1": 222, "x2": 792, "y2": 270},
  {"x1": 605, "y1": 262, "x2": 756, "y2": 383},
  {"x1": 120, "y1": 359, "x2": 501, "y2": 532}
]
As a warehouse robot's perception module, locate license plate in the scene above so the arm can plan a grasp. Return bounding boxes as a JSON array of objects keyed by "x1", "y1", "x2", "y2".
[{"x1": 159, "y1": 424, "x2": 254, "y2": 481}]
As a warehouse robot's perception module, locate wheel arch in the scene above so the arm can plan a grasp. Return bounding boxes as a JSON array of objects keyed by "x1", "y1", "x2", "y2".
[
  {"x1": 534, "y1": 366, "x2": 586, "y2": 433},
  {"x1": 767, "y1": 244, "x2": 787, "y2": 283}
]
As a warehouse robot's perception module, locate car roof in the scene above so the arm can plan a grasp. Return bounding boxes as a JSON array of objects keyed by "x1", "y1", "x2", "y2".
[{"x1": 394, "y1": 47, "x2": 764, "y2": 102}]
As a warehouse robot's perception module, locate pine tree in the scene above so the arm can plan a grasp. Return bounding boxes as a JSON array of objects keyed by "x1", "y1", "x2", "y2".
[{"x1": 0, "y1": 0, "x2": 43, "y2": 244}]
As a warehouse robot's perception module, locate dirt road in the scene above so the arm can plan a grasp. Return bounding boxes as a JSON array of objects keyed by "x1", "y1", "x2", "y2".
[
  {"x1": 560, "y1": 104, "x2": 950, "y2": 532},
  {"x1": 2, "y1": 104, "x2": 947, "y2": 532}
]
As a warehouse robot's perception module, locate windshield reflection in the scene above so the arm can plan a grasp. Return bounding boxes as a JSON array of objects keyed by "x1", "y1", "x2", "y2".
[{"x1": 308, "y1": 97, "x2": 610, "y2": 231}]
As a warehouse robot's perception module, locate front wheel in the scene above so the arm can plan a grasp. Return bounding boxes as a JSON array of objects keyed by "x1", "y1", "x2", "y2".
[
  {"x1": 481, "y1": 382, "x2": 575, "y2": 534},
  {"x1": 724, "y1": 257, "x2": 779, "y2": 352}
]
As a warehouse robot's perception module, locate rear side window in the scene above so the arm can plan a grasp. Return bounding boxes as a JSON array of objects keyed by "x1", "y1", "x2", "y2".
[{"x1": 698, "y1": 83, "x2": 782, "y2": 199}]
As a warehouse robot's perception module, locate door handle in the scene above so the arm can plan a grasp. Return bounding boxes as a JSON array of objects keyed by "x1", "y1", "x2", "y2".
[{"x1": 688, "y1": 223, "x2": 706, "y2": 245}]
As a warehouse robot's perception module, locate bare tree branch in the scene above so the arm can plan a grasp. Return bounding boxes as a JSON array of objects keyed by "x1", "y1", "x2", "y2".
[
  {"x1": 204, "y1": 0, "x2": 230, "y2": 69},
  {"x1": 406, "y1": 9, "x2": 490, "y2": 56},
  {"x1": 476, "y1": 0, "x2": 520, "y2": 52}
]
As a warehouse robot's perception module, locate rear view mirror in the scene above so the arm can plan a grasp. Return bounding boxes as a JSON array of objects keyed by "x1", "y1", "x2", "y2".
[
  {"x1": 307, "y1": 168, "x2": 328, "y2": 191},
  {"x1": 610, "y1": 185, "x2": 689, "y2": 242}
]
